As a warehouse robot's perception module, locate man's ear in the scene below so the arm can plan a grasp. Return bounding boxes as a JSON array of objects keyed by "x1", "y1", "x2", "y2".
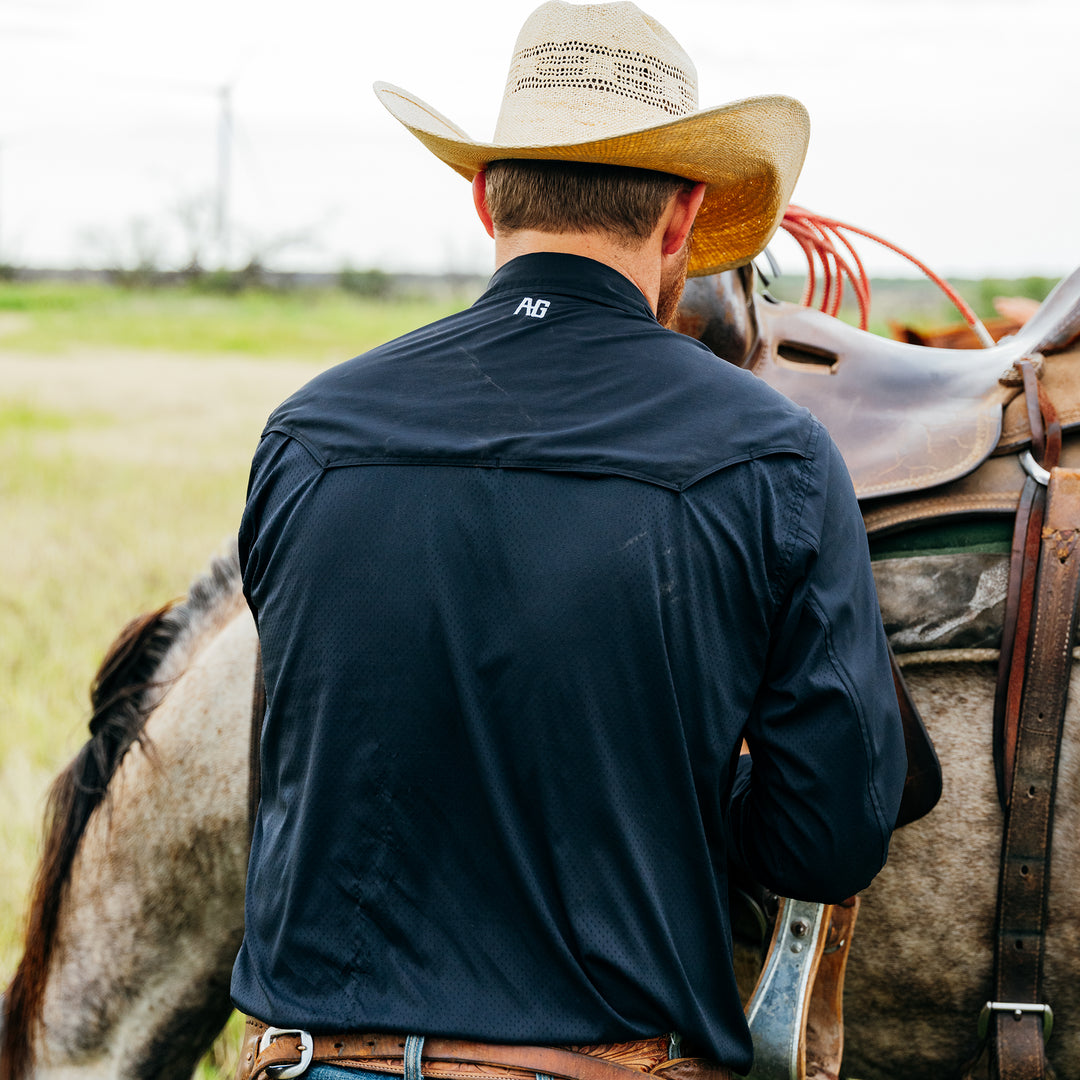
[
  {"x1": 472, "y1": 172, "x2": 495, "y2": 239},
  {"x1": 662, "y1": 182, "x2": 706, "y2": 256}
]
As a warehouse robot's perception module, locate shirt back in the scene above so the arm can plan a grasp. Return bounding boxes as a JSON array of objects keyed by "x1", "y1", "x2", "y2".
[{"x1": 232, "y1": 254, "x2": 904, "y2": 1072}]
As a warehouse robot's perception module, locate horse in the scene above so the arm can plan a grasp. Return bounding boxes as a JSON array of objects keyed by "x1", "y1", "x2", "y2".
[
  {"x1": 0, "y1": 554, "x2": 255, "y2": 1080},
  {"x1": 889, "y1": 295, "x2": 1041, "y2": 349},
  {"x1": 5, "y1": 266, "x2": 1080, "y2": 1080}
]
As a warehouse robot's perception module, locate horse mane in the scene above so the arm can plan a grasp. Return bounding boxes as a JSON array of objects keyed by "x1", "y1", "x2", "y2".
[{"x1": 1, "y1": 549, "x2": 244, "y2": 1080}]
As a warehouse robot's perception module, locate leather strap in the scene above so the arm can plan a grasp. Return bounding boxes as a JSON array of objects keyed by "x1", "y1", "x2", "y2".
[
  {"x1": 238, "y1": 1022, "x2": 730, "y2": 1080},
  {"x1": 991, "y1": 467, "x2": 1080, "y2": 1079},
  {"x1": 993, "y1": 360, "x2": 1062, "y2": 809},
  {"x1": 993, "y1": 474, "x2": 1046, "y2": 808},
  {"x1": 1020, "y1": 360, "x2": 1062, "y2": 470},
  {"x1": 802, "y1": 897, "x2": 859, "y2": 1080},
  {"x1": 1021, "y1": 362, "x2": 1047, "y2": 464},
  {"x1": 888, "y1": 642, "x2": 942, "y2": 827}
]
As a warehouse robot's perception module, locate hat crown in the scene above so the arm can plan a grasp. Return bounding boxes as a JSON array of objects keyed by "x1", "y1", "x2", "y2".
[
  {"x1": 373, "y1": 0, "x2": 810, "y2": 276},
  {"x1": 493, "y1": 1, "x2": 699, "y2": 146}
]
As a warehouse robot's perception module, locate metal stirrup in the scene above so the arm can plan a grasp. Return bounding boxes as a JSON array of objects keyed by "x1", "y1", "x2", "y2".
[{"x1": 743, "y1": 899, "x2": 831, "y2": 1080}]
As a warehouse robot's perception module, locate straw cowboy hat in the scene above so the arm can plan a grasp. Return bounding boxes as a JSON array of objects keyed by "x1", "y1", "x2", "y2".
[{"x1": 374, "y1": 0, "x2": 809, "y2": 276}]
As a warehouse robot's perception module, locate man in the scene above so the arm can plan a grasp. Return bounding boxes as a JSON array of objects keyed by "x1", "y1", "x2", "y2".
[{"x1": 233, "y1": 4, "x2": 906, "y2": 1080}]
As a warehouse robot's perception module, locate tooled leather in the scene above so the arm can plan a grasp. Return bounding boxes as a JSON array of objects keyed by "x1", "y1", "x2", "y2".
[
  {"x1": 649, "y1": 1059, "x2": 731, "y2": 1080},
  {"x1": 564, "y1": 1040, "x2": 672, "y2": 1072}
]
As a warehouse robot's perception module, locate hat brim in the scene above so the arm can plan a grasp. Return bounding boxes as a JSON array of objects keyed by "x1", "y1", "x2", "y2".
[{"x1": 375, "y1": 81, "x2": 809, "y2": 277}]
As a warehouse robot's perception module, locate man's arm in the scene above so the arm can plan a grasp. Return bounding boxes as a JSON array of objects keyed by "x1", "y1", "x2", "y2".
[{"x1": 727, "y1": 436, "x2": 906, "y2": 902}]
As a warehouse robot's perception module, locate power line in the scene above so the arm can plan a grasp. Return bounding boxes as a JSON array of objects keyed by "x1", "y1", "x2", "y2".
[{"x1": 216, "y1": 84, "x2": 232, "y2": 266}]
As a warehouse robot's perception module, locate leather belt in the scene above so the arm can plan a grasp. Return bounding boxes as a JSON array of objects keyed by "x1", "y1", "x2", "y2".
[{"x1": 238, "y1": 1019, "x2": 732, "y2": 1080}]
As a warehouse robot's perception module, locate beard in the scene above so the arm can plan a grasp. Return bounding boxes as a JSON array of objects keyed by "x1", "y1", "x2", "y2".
[{"x1": 656, "y1": 239, "x2": 691, "y2": 329}]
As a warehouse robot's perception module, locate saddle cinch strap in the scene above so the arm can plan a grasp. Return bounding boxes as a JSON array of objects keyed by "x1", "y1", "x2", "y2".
[{"x1": 237, "y1": 1022, "x2": 732, "y2": 1080}]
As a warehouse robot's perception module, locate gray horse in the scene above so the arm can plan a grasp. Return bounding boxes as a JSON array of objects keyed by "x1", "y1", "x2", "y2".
[{"x1": 5, "y1": 270, "x2": 1080, "y2": 1080}]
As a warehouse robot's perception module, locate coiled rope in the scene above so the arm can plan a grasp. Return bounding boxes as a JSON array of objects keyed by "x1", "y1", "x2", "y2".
[{"x1": 778, "y1": 205, "x2": 995, "y2": 346}]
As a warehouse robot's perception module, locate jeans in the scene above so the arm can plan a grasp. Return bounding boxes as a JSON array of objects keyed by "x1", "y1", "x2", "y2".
[
  {"x1": 307, "y1": 1071, "x2": 553, "y2": 1080},
  {"x1": 309, "y1": 1070, "x2": 394, "y2": 1080}
]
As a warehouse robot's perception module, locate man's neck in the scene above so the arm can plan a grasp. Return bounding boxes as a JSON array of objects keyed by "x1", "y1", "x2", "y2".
[{"x1": 493, "y1": 229, "x2": 660, "y2": 314}]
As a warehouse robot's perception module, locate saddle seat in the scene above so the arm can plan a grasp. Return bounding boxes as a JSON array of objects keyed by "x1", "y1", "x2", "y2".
[{"x1": 695, "y1": 265, "x2": 1080, "y2": 505}]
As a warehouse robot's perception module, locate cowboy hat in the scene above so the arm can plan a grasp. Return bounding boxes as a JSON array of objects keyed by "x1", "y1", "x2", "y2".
[{"x1": 374, "y1": 0, "x2": 809, "y2": 276}]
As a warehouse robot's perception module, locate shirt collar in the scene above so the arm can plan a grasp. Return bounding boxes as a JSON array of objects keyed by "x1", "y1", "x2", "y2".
[{"x1": 480, "y1": 252, "x2": 656, "y2": 321}]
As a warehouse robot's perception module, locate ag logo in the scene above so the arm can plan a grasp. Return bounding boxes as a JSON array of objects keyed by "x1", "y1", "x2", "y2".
[{"x1": 514, "y1": 297, "x2": 550, "y2": 319}]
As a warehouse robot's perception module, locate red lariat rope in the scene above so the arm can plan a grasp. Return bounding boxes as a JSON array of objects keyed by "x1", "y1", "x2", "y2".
[{"x1": 779, "y1": 205, "x2": 995, "y2": 346}]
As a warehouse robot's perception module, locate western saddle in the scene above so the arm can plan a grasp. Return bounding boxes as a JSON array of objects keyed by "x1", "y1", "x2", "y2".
[
  {"x1": 676, "y1": 265, "x2": 1080, "y2": 1080},
  {"x1": 679, "y1": 264, "x2": 1080, "y2": 508}
]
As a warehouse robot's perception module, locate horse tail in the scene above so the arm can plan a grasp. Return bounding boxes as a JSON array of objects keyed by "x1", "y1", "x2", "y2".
[{"x1": 1, "y1": 600, "x2": 184, "y2": 1080}]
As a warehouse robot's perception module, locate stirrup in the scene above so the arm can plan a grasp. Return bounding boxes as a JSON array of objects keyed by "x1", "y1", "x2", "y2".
[{"x1": 741, "y1": 896, "x2": 859, "y2": 1080}]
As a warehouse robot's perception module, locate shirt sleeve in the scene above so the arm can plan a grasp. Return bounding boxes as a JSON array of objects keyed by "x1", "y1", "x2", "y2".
[{"x1": 727, "y1": 431, "x2": 906, "y2": 903}]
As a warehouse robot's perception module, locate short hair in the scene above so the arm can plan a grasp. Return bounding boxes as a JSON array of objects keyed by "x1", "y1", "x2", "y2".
[{"x1": 483, "y1": 159, "x2": 692, "y2": 246}]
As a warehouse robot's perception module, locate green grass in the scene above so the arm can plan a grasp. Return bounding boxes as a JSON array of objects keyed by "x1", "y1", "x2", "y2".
[
  {"x1": 0, "y1": 355, "x2": 310, "y2": 1075},
  {"x1": 0, "y1": 281, "x2": 472, "y2": 358},
  {"x1": 0, "y1": 284, "x2": 468, "y2": 1077}
]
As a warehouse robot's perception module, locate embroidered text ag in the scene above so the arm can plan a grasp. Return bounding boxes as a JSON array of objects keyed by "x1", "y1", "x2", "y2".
[{"x1": 514, "y1": 297, "x2": 550, "y2": 319}]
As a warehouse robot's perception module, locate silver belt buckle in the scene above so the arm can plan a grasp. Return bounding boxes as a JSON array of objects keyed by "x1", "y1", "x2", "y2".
[{"x1": 258, "y1": 1027, "x2": 315, "y2": 1079}]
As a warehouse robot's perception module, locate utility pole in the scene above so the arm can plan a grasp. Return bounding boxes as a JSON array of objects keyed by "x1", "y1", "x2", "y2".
[{"x1": 216, "y1": 84, "x2": 232, "y2": 267}]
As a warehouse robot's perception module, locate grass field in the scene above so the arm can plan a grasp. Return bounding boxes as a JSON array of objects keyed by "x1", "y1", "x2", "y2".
[
  {"x1": 0, "y1": 280, "x2": 471, "y2": 358},
  {"x1": 0, "y1": 273, "x2": 1062, "y2": 1077},
  {"x1": 0, "y1": 281, "x2": 471, "y2": 1077}
]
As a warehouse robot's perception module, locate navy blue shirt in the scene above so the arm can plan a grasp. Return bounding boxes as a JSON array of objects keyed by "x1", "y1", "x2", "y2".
[{"x1": 232, "y1": 253, "x2": 905, "y2": 1072}]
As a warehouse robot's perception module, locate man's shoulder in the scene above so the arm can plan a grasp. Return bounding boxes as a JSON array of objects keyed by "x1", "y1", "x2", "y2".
[
  {"x1": 648, "y1": 329, "x2": 824, "y2": 471},
  {"x1": 257, "y1": 298, "x2": 822, "y2": 491},
  {"x1": 262, "y1": 305, "x2": 473, "y2": 429}
]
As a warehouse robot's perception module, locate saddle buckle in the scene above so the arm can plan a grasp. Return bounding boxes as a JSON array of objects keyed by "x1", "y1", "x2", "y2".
[
  {"x1": 258, "y1": 1026, "x2": 315, "y2": 1079},
  {"x1": 1020, "y1": 449, "x2": 1052, "y2": 487},
  {"x1": 977, "y1": 1001, "x2": 1054, "y2": 1042}
]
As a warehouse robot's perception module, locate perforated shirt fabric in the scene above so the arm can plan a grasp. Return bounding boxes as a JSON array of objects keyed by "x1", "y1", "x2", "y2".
[{"x1": 231, "y1": 253, "x2": 905, "y2": 1073}]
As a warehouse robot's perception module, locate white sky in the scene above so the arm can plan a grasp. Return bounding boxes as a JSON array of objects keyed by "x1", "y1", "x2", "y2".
[{"x1": 2, "y1": 0, "x2": 1078, "y2": 278}]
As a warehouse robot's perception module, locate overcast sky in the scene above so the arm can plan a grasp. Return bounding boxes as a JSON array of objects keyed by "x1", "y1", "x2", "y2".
[{"x1": 2, "y1": 0, "x2": 1078, "y2": 278}]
